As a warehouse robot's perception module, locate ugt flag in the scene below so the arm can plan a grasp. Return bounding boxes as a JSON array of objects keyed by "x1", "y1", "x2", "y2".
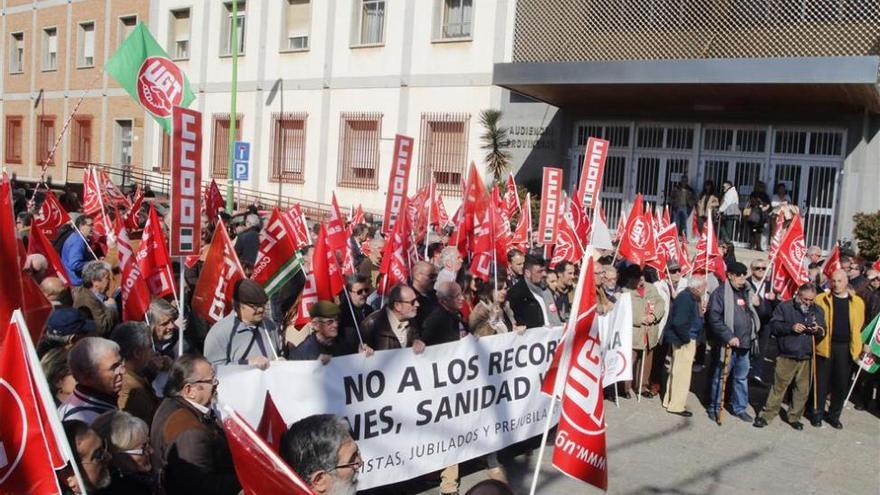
[
  {"x1": 105, "y1": 22, "x2": 195, "y2": 133},
  {"x1": 860, "y1": 312, "x2": 880, "y2": 373}
]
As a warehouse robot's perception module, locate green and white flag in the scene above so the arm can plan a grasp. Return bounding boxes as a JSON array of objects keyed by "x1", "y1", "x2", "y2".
[
  {"x1": 859, "y1": 312, "x2": 880, "y2": 373},
  {"x1": 105, "y1": 22, "x2": 195, "y2": 134}
]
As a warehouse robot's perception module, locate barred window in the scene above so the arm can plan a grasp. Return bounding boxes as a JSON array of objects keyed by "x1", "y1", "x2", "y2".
[
  {"x1": 37, "y1": 117, "x2": 56, "y2": 166},
  {"x1": 337, "y1": 112, "x2": 381, "y2": 189},
  {"x1": 270, "y1": 112, "x2": 307, "y2": 183},
  {"x1": 212, "y1": 114, "x2": 243, "y2": 179},
  {"x1": 5, "y1": 116, "x2": 23, "y2": 163},
  {"x1": 418, "y1": 113, "x2": 470, "y2": 195},
  {"x1": 71, "y1": 117, "x2": 92, "y2": 163}
]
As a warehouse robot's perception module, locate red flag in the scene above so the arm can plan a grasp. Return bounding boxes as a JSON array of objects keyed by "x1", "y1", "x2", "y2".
[
  {"x1": 649, "y1": 223, "x2": 678, "y2": 276},
  {"x1": 97, "y1": 168, "x2": 131, "y2": 209},
  {"x1": 256, "y1": 392, "x2": 287, "y2": 452},
  {"x1": 33, "y1": 190, "x2": 70, "y2": 239},
  {"x1": 537, "y1": 167, "x2": 564, "y2": 245},
  {"x1": 382, "y1": 134, "x2": 415, "y2": 235},
  {"x1": 873, "y1": 259, "x2": 880, "y2": 273},
  {"x1": 567, "y1": 192, "x2": 590, "y2": 247},
  {"x1": 294, "y1": 269, "x2": 319, "y2": 329},
  {"x1": 326, "y1": 193, "x2": 348, "y2": 251},
  {"x1": 469, "y1": 197, "x2": 496, "y2": 282},
  {"x1": 435, "y1": 191, "x2": 451, "y2": 228},
  {"x1": 577, "y1": 137, "x2": 609, "y2": 210},
  {"x1": 124, "y1": 184, "x2": 144, "y2": 231},
  {"x1": 378, "y1": 200, "x2": 411, "y2": 295},
  {"x1": 542, "y1": 257, "x2": 608, "y2": 490},
  {"x1": 510, "y1": 193, "x2": 532, "y2": 252},
  {"x1": 282, "y1": 204, "x2": 312, "y2": 250},
  {"x1": 82, "y1": 167, "x2": 102, "y2": 215},
  {"x1": 676, "y1": 236, "x2": 693, "y2": 275},
  {"x1": 351, "y1": 204, "x2": 365, "y2": 226},
  {"x1": 192, "y1": 220, "x2": 245, "y2": 324},
  {"x1": 0, "y1": 316, "x2": 63, "y2": 495},
  {"x1": 775, "y1": 216, "x2": 809, "y2": 285},
  {"x1": 313, "y1": 226, "x2": 344, "y2": 300},
  {"x1": 0, "y1": 173, "x2": 24, "y2": 335},
  {"x1": 689, "y1": 209, "x2": 701, "y2": 238},
  {"x1": 137, "y1": 205, "x2": 175, "y2": 298},
  {"x1": 503, "y1": 172, "x2": 520, "y2": 218},
  {"x1": 116, "y1": 222, "x2": 152, "y2": 322},
  {"x1": 252, "y1": 208, "x2": 301, "y2": 296},
  {"x1": 617, "y1": 195, "x2": 655, "y2": 266},
  {"x1": 550, "y1": 215, "x2": 584, "y2": 269},
  {"x1": 822, "y1": 245, "x2": 842, "y2": 281},
  {"x1": 768, "y1": 213, "x2": 786, "y2": 261},
  {"x1": 615, "y1": 210, "x2": 627, "y2": 243},
  {"x1": 205, "y1": 179, "x2": 225, "y2": 223},
  {"x1": 222, "y1": 407, "x2": 315, "y2": 495},
  {"x1": 27, "y1": 225, "x2": 70, "y2": 285},
  {"x1": 693, "y1": 214, "x2": 721, "y2": 273}
]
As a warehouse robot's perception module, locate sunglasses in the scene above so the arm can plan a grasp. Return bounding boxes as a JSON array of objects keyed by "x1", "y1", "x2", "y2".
[
  {"x1": 752, "y1": 266, "x2": 767, "y2": 271},
  {"x1": 669, "y1": 269, "x2": 681, "y2": 274},
  {"x1": 352, "y1": 288, "x2": 370, "y2": 295}
]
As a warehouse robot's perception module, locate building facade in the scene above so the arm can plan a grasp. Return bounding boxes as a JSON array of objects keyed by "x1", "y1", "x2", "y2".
[{"x1": 494, "y1": 0, "x2": 880, "y2": 248}]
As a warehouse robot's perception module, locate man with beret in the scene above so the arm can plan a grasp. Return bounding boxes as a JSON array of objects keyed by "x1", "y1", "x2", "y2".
[
  {"x1": 204, "y1": 279, "x2": 284, "y2": 369},
  {"x1": 289, "y1": 301, "x2": 372, "y2": 364},
  {"x1": 706, "y1": 261, "x2": 768, "y2": 423}
]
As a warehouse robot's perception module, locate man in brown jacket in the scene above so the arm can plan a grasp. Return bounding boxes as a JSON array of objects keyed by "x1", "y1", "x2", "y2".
[
  {"x1": 621, "y1": 264, "x2": 666, "y2": 399},
  {"x1": 110, "y1": 321, "x2": 160, "y2": 426},
  {"x1": 72, "y1": 260, "x2": 118, "y2": 337},
  {"x1": 360, "y1": 284, "x2": 427, "y2": 353},
  {"x1": 151, "y1": 355, "x2": 240, "y2": 494}
]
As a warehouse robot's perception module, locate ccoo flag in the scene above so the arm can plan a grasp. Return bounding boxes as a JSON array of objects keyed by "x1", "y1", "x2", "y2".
[{"x1": 105, "y1": 22, "x2": 195, "y2": 133}]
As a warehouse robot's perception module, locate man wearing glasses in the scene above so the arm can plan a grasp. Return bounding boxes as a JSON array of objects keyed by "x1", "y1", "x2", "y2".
[
  {"x1": 152, "y1": 355, "x2": 241, "y2": 494},
  {"x1": 59, "y1": 337, "x2": 125, "y2": 424},
  {"x1": 754, "y1": 283, "x2": 825, "y2": 430},
  {"x1": 360, "y1": 284, "x2": 427, "y2": 353},
  {"x1": 280, "y1": 414, "x2": 362, "y2": 495},
  {"x1": 289, "y1": 300, "x2": 373, "y2": 364},
  {"x1": 62, "y1": 419, "x2": 113, "y2": 492},
  {"x1": 204, "y1": 279, "x2": 283, "y2": 370}
]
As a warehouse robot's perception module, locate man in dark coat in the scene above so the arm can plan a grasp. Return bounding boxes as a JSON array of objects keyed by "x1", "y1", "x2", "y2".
[
  {"x1": 507, "y1": 255, "x2": 562, "y2": 329},
  {"x1": 411, "y1": 261, "x2": 439, "y2": 329},
  {"x1": 421, "y1": 281, "x2": 466, "y2": 346},
  {"x1": 289, "y1": 301, "x2": 363, "y2": 363},
  {"x1": 662, "y1": 275, "x2": 707, "y2": 417},
  {"x1": 360, "y1": 284, "x2": 426, "y2": 353},
  {"x1": 234, "y1": 214, "x2": 262, "y2": 265},
  {"x1": 151, "y1": 355, "x2": 240, "y2": 495},
  {"x1": 339, "y1": 273, "x2": 374, "y2": 339},
  {"x1": 754, "y1": 283, "x2": 825, "y2": 430}
]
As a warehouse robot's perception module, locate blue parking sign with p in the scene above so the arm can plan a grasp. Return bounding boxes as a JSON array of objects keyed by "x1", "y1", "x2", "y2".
[{"x1": 233, "y1": 141, "x2": 250, "y2": 181}]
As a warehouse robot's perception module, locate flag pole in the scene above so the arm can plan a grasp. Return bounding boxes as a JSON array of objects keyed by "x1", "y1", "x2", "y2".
[
  {"x1": 843, "y1": 366, "x2": 864, "y2": 412},
  {"x1": 424, "y1": 180, "x2": 432, "y2": 260},
  {"x1": 69, "y1": 218, "x2": 99, "y2": 260},
  {"x1": 528, "y1": 393, "x2": 558, "y2": 495},
  {"x1": 178, "y1": 256, "x2": 186, "y2": 357},
  {"x1": 225, "y1": 0, "x2": 240, "y2": 212}
]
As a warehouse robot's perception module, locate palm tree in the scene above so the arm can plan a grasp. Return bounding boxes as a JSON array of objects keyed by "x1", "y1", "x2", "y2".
[{"x1": 479, "y1": 109, "x2": 511, "y2": 184}]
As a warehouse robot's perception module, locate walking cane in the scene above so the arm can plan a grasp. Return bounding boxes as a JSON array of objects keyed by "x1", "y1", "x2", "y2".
[{"x1": 717, "y1": 346, "x2": 732, "y2": 425}]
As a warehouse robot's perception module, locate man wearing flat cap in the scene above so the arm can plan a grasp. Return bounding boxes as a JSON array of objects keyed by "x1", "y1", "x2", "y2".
[
  {"x1": 289, "y1": 300, "x2": 371, "y2": 364},
  {"x1": 706, "y1": 261, "x2": 770, "y2": 423},
  {"x1": 204, "y1": 279, "x2": 284, "y2": 369}
]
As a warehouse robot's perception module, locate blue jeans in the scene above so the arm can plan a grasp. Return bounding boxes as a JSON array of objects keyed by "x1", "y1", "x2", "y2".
[
  {"x1": 673, "y1": 207, "x2": 689, "y2": 238},
  {"x1": 709, "y1": 347, "x2": 751, "y2": 415}
]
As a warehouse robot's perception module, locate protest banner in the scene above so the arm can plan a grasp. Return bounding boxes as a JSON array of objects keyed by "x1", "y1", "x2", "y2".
[
  {"x1": 538, "y1": 167, "x2": 563, "y2": 245},
  {"x1": 382, "y1": 134, "x2": 415, "y2": 235},
  {"x1": 170, "y1": 106, "x2": 202, "y2": 256},
  {"x1": 218, "y1": 328, "x2": 564, "y2": 490},
  {"x1": 577, "y1": 137, "x2": 608, "y2": 209}
]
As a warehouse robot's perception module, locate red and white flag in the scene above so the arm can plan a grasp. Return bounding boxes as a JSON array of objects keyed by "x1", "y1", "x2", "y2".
[
  {"x1": 617, "y1": 195, "x2": 655, "y2": 267},
  {"x1": 503, "y1": 172, "x2": 520, "y2": 218},
  {"x1": 326, "y1": 193, "x2": 348, "y2": 251},
  {"x1": 379, "y1": 199, "x2": 412, "y2": 295},
  {"x1": 510, "y1": 193, "x2": 532, "y2": 252},
  {"x1": 27, "y1": 225, "x2": 70, "y2": 286},
  {"x1": 768, "y1": 213, "x2": 786, "y2": 261},
  {"x1": 116, "y1": 221, "x2": 152, "y2": 322},
  {"x1": 822, "y1": 245, "x2": 842, "y2": 281},
  {"x1": 578, "y1": 137, "x2": 608, "y2": 209},
  {"x1": 541, "y1": 256, "x2": 608, "y2": 490},
  {"x1": 550, "y1": 215, "x2": 584, "y2": 269},
  {"x1": 32, "y1": 190, "x2": 70, "y2": 239},
  {"x1": 124, "y1": 184, "x2": 144, "y2": 231},
  {"x1": 382, "y1": 134, "x2": 415, "y2": 235},
  {"x1": 137, "y1": 205, "x2": 175, "y2": 299},
  {"x1": 205, "y1": 179, "x2": 225, "y2": 223},
  {"x1": 615, "y1": 210, "x2": 627, "y2": 243},
  {"x1": 350, "y1": 204, "x2": 366, "y2": 226},
  {"x1": 256, "y1": 391, "x2": 287, "y2": 452},
  {"x1": 0, "y1": 173, "x2": 24, "y2": 334},
  {"x1": 775, "y1": 215, "x2": 809, "y2": 286},
  {"x1": 223, "y1": 407, "x2": 315, "y2": 495},
  {"x1": 537, "y1": 167, "x2": 564, "y2": 245},
  {"x1": 252, "y1": 208, "x2": 302, "y2": 296},
  {"x1": 282, "y1": 204, "x2": 312, "y2": 250},
  {"x1": 191, "y1": 220, "x2": 245, "y2": 324},
  {"x1": 313, "y1": 225, "x2": 344, "y2": 300},
  {"x1": 294, "y1": 269, "x2": 319, "y2": 329}
]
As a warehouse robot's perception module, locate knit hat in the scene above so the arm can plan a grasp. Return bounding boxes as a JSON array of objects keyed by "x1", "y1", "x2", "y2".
[
  {"x1": 309, "y1": 300, "x2": 341, "y2": 318},
  {"x1": 726, "y1": 261, "x2": 748, "y2": 276},
  {"x1": 233, "y1": 279, "x2": 268, "y2": 305}
]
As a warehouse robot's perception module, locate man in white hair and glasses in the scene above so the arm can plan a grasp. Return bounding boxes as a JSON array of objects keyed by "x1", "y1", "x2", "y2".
[
  {"x1": 59, "y1": 337, "x2": 125, "y2": 424},
  {"x1": 280, "y1": 414, "x2": 362, "y2": 495}
]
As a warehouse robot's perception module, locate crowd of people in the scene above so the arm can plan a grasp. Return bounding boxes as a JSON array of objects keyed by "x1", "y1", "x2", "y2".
[{"x1": 10, "y1": 176, "x2": 878, "y2": 495}]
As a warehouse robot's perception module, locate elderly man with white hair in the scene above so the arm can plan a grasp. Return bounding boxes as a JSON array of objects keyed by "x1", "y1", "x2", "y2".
[
  {"x1": 434, "y1": 246, "x2": 462, "y2": 291},
  {"x1": 23, "y1": 253, "x2": 49, "y2": 282},
  {"x1": 234, "y1": 212, "x2": 262, "y2": 265},
  {"x1": 73, "y1": 260, "x2": 118, "y2": 337},
  {"x1": 59, "y1": 337, "x2": 126, "y2": 424},
  {"x1": 662, "y1": 275, "x2": 707, "y2": 417}
]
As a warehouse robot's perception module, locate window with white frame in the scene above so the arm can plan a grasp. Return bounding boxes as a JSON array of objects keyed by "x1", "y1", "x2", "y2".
[
  {"x1": 283, "y1": 0, "x2": 310, "y2": 51},
  {"x1": 169, "y1": 8, "x2": 191, "y2": 60},
  {"x1": 78, "y1": 22, "x2": 96, "y2": 67},
  {"x1": 220, "y1": 1, "x2": 246, "y2": 56},
  {"x1": 435, "y1": 0, "x2": 473, "y2": 40},
  {"x1": 9, "y1": 32, "x2": 24, "y2": 73},
  {"x1": 118, "y1": 15, "x2": 137, "y2": 48},
  {"x1": 42, "y1": 28, "x2": 58, "y2": 71},
  {"x1": 114, "y1": 120, "x2": 133, "y2": 165},
  {"x1": 352, "y1": 0, "x2": 385, "y2": 46}
]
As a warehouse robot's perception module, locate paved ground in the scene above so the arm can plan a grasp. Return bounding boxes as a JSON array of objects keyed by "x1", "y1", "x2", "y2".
[{"x1": 407, "y1": 371, "x2": 880, "y2": 495}]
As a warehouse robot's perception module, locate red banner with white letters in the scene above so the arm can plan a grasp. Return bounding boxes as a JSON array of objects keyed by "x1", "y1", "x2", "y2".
[
  {"x1": 538, "y1": 167, "x2": 563, "y2": 245},
  {"x1": 171, "y1": 106, "x2": 202, "y2": 256},
  {"x1": 577, "y1": 137, "x2": 608, "y2": 210},
  {"x1": 382, "y1": 134, "x2": 415, "y2": 235},
  {"x1": 192, "y1": 220, "x2": 245, "y2": 324}
]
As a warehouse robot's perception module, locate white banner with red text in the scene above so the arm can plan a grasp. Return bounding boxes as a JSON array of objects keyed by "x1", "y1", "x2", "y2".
[{"x1": 217, "y1": 328, "x2": 563, "y2": 490}]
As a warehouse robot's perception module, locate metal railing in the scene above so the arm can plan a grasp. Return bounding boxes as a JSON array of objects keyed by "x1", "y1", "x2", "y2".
[
  {"x1": 65, "y1": 161, "x2": 378, "y2": 222},
  {"x1": 513, "y1": 0, "x2": 880, "y2": 63}
]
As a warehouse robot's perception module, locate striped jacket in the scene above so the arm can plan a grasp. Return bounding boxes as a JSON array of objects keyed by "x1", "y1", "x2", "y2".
[{"x1": 57, "y1": 386, "x2": 117, "y2": 425}]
